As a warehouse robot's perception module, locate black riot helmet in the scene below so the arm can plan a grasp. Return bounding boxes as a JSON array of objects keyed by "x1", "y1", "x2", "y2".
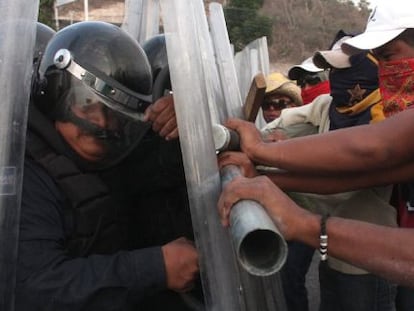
[
  {"x1": 34, "y1": 21, "x2": 154, "y2": 169},
  {"x1": 142, "y1": 34, "x2": 171, "y2": 101},
  {"x1": 36, "y1": 21, "x2": 153, "y2": 116},
  {"x1": 34, "y1": 22, "x2": 56, "y2": 64},
  {"x1": 142, "y1": 34, "x2": 168, "y2": 79}
]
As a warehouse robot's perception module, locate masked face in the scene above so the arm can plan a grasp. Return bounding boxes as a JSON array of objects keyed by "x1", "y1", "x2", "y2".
[
  {"x1": 378, "y1": 57, "x2": 414, "y2": 117},
  {"x1": 373, "y1": 39, "x2": 414, "y2": 63},
  {"x1": 55, "y1": 83, "x2": 150, "y2": 167},
  {"x1": 374, "y1": 39, "x2": 414, "y2": 117}
]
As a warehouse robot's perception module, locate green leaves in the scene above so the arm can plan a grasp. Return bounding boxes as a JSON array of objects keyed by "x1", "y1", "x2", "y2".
[
  {"x1": 38, "y1": 0, "x2": 55, "y2": 29},
  {"x1": 224, "y1": 4, "x2": 272, "y2": 52}
]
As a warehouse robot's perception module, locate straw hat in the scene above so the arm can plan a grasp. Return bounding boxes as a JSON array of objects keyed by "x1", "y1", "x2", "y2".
[{"x1": 265, "y1": 72, "x2": 303, "y2": 106}]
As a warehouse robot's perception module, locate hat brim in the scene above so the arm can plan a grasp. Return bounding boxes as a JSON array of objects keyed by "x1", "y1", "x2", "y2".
[
  {"x1": 266, "y1": 82, "x2": 303, "y2": 106},
  {"x1": 288, "y1": 63, "x2": 322, "y2": 80},
  {"x1": 288, "y1": 57, "x2": 323, "y2": 80},
  {"x1": 313, "y1": 50, "x2": 351, "y2": 69},
  {"x1": 342, "y1": 29, "x2": 406, "y2": 54}
]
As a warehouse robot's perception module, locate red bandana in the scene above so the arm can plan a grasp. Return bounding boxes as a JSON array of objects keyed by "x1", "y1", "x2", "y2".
[
  {"x1": 379, "y1": 58, "x2": 414, "y2": 117},
  {"x1": 300, "y1": 80, "x2": 331, "y2": 105}
]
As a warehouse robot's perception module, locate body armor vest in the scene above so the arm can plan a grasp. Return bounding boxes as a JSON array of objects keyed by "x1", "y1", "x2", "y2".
[
  {"x1": 25, "y1": 104, "x2": 193, "y2": 257},
  {"x1": 25, "y1": 104, "x2": 201, "y2": 310},
  {"x1": 25, "y1": 105, "x2": 127, "y2": 257}
]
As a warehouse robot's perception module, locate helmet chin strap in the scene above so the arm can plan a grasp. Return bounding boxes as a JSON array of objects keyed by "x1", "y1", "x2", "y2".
[{"x1": 63, "y1": 109, "x2": 122, "y2": 141}]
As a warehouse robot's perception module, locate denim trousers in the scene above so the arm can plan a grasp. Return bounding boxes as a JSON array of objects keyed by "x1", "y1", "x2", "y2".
[
  {"x1": 281, "y1": 241, "x2": 315, "y2": 311},
  {"x1": 395, "y1": 286, "x2": 414, "y2": 311},
  {"x1": 319, "y1": 262, "x2": 397, "y2": 311}
]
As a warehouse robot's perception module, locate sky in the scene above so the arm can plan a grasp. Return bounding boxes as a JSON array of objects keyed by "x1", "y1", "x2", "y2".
[
  {"x1": 351, "y1": 0, "x2": 378, "y2": 9},
  {"x1": 355, "y1": 0, "x2": 379, "y2": 9},
  {"x1": 367, "y1": 0, "x2": 378, "y2": 8}
]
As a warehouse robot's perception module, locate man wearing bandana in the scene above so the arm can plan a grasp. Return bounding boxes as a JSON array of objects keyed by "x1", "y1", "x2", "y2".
[
  {"x1": 288, "y1": 56, "x2": 330, "y2": 105},
  {"x1": 216, "y1": 0, "x2": 414, "y2": 302},
  {"x1": 262, "y1": 31, "x2": 396, "y2": 311},
  {"x1": 343, "y1": 3, "x2": 414, "y2": 310}
]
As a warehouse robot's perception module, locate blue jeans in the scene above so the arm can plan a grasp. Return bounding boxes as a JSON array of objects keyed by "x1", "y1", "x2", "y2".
[
  {"x1": 395, "y1": 286, "x2": 414, "y2": 311},
  {"x1": 319, "y1": 262, "x2": 397, "y2": 311},
  {"x1": 281, "y1": 241, "x2": 315, "y2": 311}
]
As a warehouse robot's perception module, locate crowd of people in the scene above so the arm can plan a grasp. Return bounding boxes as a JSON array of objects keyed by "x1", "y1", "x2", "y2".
[
  {"x1": 219, "y1": 0, "x2": 414, "y2": 310},
  {"x1": 261, "y1": 30, "x2": 397, "y2": 311},
  {"x1": 7, "y1": 0, "x2": 414, "y2": 310}
]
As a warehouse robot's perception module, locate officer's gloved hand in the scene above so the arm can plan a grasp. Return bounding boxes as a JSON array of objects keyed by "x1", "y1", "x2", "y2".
[
  {"x1": 161, "y1": 237, "x2": 199, "y2": 293},
  {"x1": 144, "y1": 94, "x2": 178, "y2": 140}
]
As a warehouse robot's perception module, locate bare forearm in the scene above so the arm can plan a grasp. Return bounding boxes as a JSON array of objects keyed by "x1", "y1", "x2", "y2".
[
  {"x1": 294, "y1": 214, "x2": 414, "y2": 287},
  {"x1": 264, "y1": 161, "x2": 414, "y2": 193},
  {"x1": 251, "y1": 110, "x2": 414, "y2": 175},
  {"x1": 218, "y1": 174, "x2": 414, "y2": 286},
  {"x1": 253, "y1": 130, "x2": 388, "y2": 174}
]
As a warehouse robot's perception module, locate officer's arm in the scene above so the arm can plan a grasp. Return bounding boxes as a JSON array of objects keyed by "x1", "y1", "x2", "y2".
[{"x1": 17, "y1": 160, "x2": 166, "y2": 310}]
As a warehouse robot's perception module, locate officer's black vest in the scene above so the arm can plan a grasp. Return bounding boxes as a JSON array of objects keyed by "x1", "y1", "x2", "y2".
[
  {"x1": 26, "y1": 105, "x2": 201, "y2": 310},
  {"x1": 27, "y1": 133, "x2": 127, "y2": 256},
  {"x1": 25, "y1": 105, "x2": 127, "y2": 257},
  {"x1": 25, "y1": 104, "x2": 193, "y2": 257}
]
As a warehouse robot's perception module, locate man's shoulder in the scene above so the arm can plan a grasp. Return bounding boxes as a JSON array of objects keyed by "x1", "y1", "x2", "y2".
[
  {"x1": 24, "y1": 157, "x2": 50, "y2": 179},
  {"x1": 23, "y1": 157, "x2": 62, "y2": 199}
]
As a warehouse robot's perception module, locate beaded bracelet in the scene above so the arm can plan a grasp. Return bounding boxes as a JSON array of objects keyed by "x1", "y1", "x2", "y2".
[{"x1": 319, "y1": 213, "x2": 330, "y2": 261}]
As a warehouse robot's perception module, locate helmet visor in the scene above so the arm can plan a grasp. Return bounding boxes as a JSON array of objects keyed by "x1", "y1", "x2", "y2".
[{"x1": 58, "y1": 82, "x2": 150, "y2": 168}]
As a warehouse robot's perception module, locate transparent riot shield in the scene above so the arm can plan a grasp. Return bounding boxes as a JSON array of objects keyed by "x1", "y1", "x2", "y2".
[
  {"x1": 160, "y1": 0, "x2": 287, "y2": 310},
  {"x1": 234, "y1": 37, "x2": 270, "y2": 128},
  {"x1": 160, "y1": 1, "x2": 243, "y2": 309},
  {"x1": 208, "y1": 3, "x2": 243, "y2": 119},
  {"x1": 122, "y1": 0, "x2": 160, "y2": 44},
  {"x1": 209, "y1": 3, "x2": 287, "y2": 310},
  {"x1": 0, "y1": 0, "x2": 39, "y2": 310}
]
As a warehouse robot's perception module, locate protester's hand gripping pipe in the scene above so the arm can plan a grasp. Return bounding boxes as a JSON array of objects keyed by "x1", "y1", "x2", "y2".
[
  {"x1": 211, "y1": 64, "x2": 288, "y2": 277},
  {"x1": 216, "y1": 126, "x2": 288, "y2": 276}
]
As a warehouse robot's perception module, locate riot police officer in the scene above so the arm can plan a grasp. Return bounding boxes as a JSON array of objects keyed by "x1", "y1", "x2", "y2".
[{"x1": 17, "y1": 21, "x2": 200, "y2": 310}]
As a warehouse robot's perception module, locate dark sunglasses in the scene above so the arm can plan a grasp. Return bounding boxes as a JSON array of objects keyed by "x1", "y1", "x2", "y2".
[
  {"x1": 297, "y1": 74, "x2": 322, "y2": 88},
  {"x1": 261, "y1": 99, "x2": 293, "y2": 110}
]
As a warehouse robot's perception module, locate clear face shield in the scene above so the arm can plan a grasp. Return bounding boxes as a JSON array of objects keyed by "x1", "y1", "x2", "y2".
[
  {"x1": 57, "y1": 80, "x2": 151, "y2": 169},
  {"x1": 53, "y1": 49, "x2": 152, "y2": 169}
]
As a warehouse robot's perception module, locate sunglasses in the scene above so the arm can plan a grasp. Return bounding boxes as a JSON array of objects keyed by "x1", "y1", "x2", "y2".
[
  {"x1": 297, "y1": 74, "x2": 322, "y2": 88},
  {"x1": 261, "y1": 99, "x2": 293, "y2": 110}
]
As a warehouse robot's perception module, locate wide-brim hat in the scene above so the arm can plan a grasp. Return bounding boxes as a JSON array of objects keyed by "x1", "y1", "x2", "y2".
[
  {"x1": 288, "y1": 56, "x2": 323, "y2": 80},
  {"x1": 265, "y1": 72, "x2": 303, "y2": 106},
  {"x1": 342, "y1": 0, "x2": 414, "y2": 53}
]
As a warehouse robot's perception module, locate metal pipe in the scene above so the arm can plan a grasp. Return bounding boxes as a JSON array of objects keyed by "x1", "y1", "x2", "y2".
[
  {"x1": 212, "y1": 124, "x2": 240, "y2": 152},
  {"x1": 160, "y1": 0, "x2": 245, "y2": 309},
  {"x1": 162, "y1": 1, "x2": 288, "y2": 308},
  {"x1": 221, "y1": 165, "x2": 288, "y2": 276},
  {"x1": 209, "y1": 4, "x2": 287, "y2": 308}
]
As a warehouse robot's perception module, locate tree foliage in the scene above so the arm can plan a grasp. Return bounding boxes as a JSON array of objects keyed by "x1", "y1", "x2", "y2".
[
  {"x1": 224, "y1": 1, "x2": 273, "y2": 52},
  {"x1": 37, "y1": 0, "x2": 372, "y2": 65},
  {"x1": 38, "y1": 0, "x2": 55, "y2": 29},
  {"x1": 225, "y1": 0, "x2": 371, "y2": 64},
  {"x1": 230, "y1": 0, "x2": 264, "y2": 10}
]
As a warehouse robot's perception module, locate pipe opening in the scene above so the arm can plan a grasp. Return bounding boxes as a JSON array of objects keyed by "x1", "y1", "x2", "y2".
[{"x1": 239, "y1": 229, "x2": 287, "y2": 276}]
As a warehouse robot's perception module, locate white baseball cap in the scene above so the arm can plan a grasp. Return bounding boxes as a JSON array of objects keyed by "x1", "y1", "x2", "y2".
[
  {"x1": 342, "y1": 0, "x2": 414, "y2": 51},
  {"x1": 288, "y1": 57, "x2": 323, "y2": 80},
  {"x1": 313, "y1": 35, "x2": 353, "y2": 69}
]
